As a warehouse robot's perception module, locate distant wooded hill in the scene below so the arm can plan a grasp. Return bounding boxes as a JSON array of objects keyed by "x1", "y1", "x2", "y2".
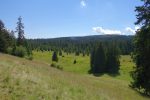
[{"x1": 28, "y1": 35, "x2": 134, "y2": 55}]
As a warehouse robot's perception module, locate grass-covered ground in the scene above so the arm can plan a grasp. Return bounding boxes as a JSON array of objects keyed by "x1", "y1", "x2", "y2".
[
  {"x1": 33, "y1": 51, "x2": 90, "y2": 74},
  {"x1": 33, "y1": 51, "x2": 134, "y2": 81},
  {"x1": 0, "y1": 52, "x2": 149, "y2": 100}
]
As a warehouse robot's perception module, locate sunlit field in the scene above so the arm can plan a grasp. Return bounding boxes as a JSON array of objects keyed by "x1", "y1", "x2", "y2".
[
  {"x1": 33, "y1": 51, "x2": 135, "y2": 81},
  {"x1": 0, "y1": 53, "x2": 149, "y2": 100}
]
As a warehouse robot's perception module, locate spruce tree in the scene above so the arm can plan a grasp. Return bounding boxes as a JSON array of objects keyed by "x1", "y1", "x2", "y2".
[
  {"x1": 106, "y1": 43, "x2": 120, "y2": 74},
  {"x1": 131, "y1": 0, "x2": 150, "y2": 95},
  {"x1": 90, "y1": 43, "x2": 106, "y2": 73},
  {"x1": 52, "y1": 51, "x2": 58, "y2": 62},
  {"x1": 16, "y1": 16, "x2": 24, "y2": 46}
]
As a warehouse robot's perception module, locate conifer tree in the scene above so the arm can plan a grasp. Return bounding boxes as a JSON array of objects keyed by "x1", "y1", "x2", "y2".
[
  {"x1": 131, "y1": 0, "x2": 150, "y2": 95},
  {"x1": 16, "y1": 16, "x2": 24, "y2": 46},
  {"x1": 106, "y1": 43, "x2": 120, "y2": 74},
  {"x1": 52, "y1": 51, "x2": 58, "y2": 62},
  {"x1": 90, "y1": 43, "x2": 106, "y2": 73},
  {"x1": 0, "y1": 20, "x2": 15, "y2": 52}
]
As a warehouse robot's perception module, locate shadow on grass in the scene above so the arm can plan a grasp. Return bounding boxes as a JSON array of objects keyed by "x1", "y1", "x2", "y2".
[
  {"x1": 88, "y1": 69, "x2": 120, "y2": 77},
  {"x1": 93, "y1": 73, "x2": 105, "y2": 77},
  {"x1": 129, "y1": 85, "x2": 150, "y2": 98},
  {"x1": 107, "y1": 72, "x2": 120, "y2": 77}
]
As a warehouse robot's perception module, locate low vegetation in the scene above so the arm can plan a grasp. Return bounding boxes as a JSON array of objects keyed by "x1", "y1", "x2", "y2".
[
  {"x1": 0, "y1": 53, "x2": 149, "y2": 100},
  {"x1": 33, "y1": 51, "x2": 132, "y2": 81}
]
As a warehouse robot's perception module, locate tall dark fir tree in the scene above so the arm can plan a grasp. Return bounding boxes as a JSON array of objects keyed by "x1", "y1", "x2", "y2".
[
  {"x1": 131, "y1": 0, "x2": 150, "y2": 96},
  {"x1": 106, "y1": 43, "x2": 120, "y2": 74},
  {"x1": 90, "y1": 43, "x2": 106, "y2": 73},
  {"x1": 16, "y1": 16, "x2": 25, "y2": 46}
]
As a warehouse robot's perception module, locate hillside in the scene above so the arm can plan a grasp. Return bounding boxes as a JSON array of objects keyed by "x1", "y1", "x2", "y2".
[
  {"x1": 0, "y1": 53, "x2": 149, "y2": 100},
  {"x1": 29, "y1": 35, "x2": 133, "y2": 41},
  {"x1": 28, "y1": 35, "x2": 134, "y2": 55}
]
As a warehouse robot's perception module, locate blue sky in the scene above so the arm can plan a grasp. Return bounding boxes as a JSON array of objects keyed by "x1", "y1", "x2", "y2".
[{"x1": 0, "y1": 0, "x2": 142, "y2": 38}]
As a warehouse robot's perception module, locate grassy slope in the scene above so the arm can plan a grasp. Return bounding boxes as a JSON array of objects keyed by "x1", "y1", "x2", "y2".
[{"x1": 0, "y1": 53, "x2": 149, "y2": 100}]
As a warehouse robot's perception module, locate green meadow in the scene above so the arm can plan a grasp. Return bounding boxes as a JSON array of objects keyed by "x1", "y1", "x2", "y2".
[
  {"x1": 0, "y1": 52, "x2": 148, "y2": 100},
  {"x1": 33, "y1": 51, "x2": 134, "y2": 81}
]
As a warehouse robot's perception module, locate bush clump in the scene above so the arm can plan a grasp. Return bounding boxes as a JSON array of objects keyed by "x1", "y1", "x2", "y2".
[
  {"x1": 51, "y1": 63, "x2": 63, "y2": 70},
  {"x1": 6, "y1": 47, "x2": 13, "y2": 54},
  {"x1": 12, "y1": 46, "x2": 26, "y2": 57},
  {"x1": 26, "y1": 55, "x2": 33, "y2": 60},
  {"x1": 51, "y1": 63, "x2": 57, "y2": 67},
  {"x1": 73, "y1": 59, "x2": 77, "y2": 64}
]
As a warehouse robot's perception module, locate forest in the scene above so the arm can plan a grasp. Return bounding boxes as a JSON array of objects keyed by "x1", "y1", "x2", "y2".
[{"x1": 28, "y1": 35, "x2": 134, "y2": 55}]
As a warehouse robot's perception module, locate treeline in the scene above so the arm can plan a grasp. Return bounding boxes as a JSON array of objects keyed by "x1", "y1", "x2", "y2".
[
  {"x1": 0, "y1": 17, "x2": 32, "y2": 59},
  {"x1": 28, "y1": 35, "x2": 134, "y2": 55},
  {"x1": 0, "y1": 20, "x2": 15, "y2": 53}
]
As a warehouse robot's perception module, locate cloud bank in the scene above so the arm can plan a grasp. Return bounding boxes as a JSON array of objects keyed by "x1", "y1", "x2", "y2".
[
  {"x1": 125, "y1": 27, "x2": 135, "y2": 34},
  {"x1": 125, "y1": 26, "x2": 140, "y2": 34},
  {"x1": 92, "y1": 26, "x2": 140, "y2": 35},
  {"x1": 92, "y1": 27, "x2": 122, "y2": 35}
]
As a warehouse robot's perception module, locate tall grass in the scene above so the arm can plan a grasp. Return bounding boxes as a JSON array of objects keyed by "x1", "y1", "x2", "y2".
[{"x1": 0, "y1": 53, "x2": 148, "y2": 100}]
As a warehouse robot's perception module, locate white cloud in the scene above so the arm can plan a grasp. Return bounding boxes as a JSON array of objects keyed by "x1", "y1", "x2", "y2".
[
  {"x1": 125, "y1": 26, "x2": 140, "y2": 34},
  {"x1": 135, "y1": 26, "x2": 140, "y2": 30},
  {"x1": 92, "y1": 27, "x2": 122, "y2": 35},
  {"x1": 80, "y1": 0, "x2": 86, "y2": 7},
  {"x1": 92, "y1": 26, "x2": 140, "y2": 35},
  {"x1": 125, "y1": 27, "x2": 135, "y2": 34}
]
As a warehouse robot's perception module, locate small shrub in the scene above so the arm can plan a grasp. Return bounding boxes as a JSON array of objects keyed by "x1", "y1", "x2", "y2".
[
  {"x1": 73, "y1": 59, "x2": 77, "y2": 64},
  {"x1": 26, "y1": 55, "x2": 33, "y2": 60},
  {"x1": 56, "y1": 65, "x2": 63, "y2": 70},
  {"x1": 13, "y1": 46, "x2": 26, "y2": 57},
  {"x1": 51, "y1": 63, "x2": 57, "y2": 67},
  {"x1": 58, "y1": 66, "x2": 63, "y2": 70},
  {"x1": 56, "y1": 65, "x2": 60, "y2": 68},
  {"x1": 50, "y1": 63, "x2": 63, "y2": 70},
  {"x1": 6, "y1": 47, "x2": 13, "y2": 54},
  {"x1": 59, "y1": 50, "x2": 62, "y2": 56}
]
